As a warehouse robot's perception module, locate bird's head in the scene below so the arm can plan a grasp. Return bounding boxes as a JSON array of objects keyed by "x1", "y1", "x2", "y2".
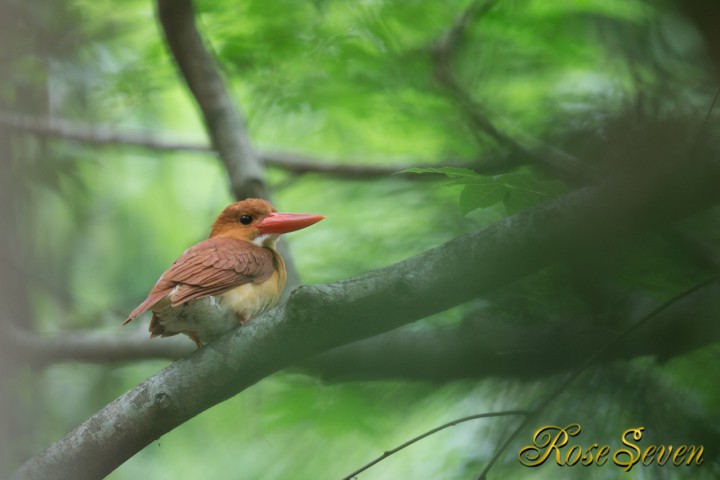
[{"x1": 209, "y1": 198, "x2": 325, "y2": 247}]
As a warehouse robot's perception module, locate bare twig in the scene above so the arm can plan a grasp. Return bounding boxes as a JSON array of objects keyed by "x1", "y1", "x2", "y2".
[
  {"x1": 0, "y1": 111, "x2": 210, "y2": 152},
  {"x1": 702, "y1": 86, "x2": 720, "y2": 128},
  {"x1": 341, "y1": 410, "x2": 530, "y2": 480},
  {"x1": 431, "y1": 1, "x2": 596, "y2": 182},
  {"x1": 259, "y1": 150, "x2": 495, "y2": 178},
  {"x1": 432, "y1": 0, "x2": 509, "y2": 147},
  {"x1": 0, "y1": 111, "x2": 512, "y2": 178},
  {"x1": 0, "y1": 112, "x2": 215, "y2": 153},
  {"x1": 475, "y1": 277, "x2": 716, "y2": 479}
]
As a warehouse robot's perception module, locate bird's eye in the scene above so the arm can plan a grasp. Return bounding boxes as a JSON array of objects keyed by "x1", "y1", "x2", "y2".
[{"x1": 239, "y1": 215, "x2": 253, "y2": 225}]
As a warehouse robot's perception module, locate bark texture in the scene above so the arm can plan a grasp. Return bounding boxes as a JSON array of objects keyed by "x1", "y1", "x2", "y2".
[{"x1": 11, "y1": 152, "x2": 720, "y2": 480}]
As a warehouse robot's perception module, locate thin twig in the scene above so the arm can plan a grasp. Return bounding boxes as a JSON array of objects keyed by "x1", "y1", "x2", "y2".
[
  {"x1": 432, "y1": 0, "x2": 509, "y2": 147},
  {"x1": 0, "y1": 112, "x2": 512, "y2": 178},
  {"x1": 702, "y1": 85, "x2": 720, "y2": 129},
  {"x1": 431, "y1": 1, "x2": 596, "y2": 183},
  {"x1": 0, "y1": 111, "x2": 211, "y2": 152},
  {"x1": 341, "y1": 410, "x2": 530, "y2": 480},
  {"x1": 475, "y1": 277, "x2": 717, "y2": 479}
]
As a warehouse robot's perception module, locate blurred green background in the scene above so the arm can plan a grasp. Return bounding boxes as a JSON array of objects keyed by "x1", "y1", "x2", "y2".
[{"x1": 2, "y1": 0, "x2": 720, "y2": 478}]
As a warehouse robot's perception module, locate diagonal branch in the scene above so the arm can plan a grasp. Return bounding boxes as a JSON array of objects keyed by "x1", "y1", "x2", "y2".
[
  {"x1": 299, "y1": 282, "x2": 720, "y2": 382},
  {"x1": 11, "y1": 155, "x2": 720, "y2": 480},
  {"x1": 431, "y1": 1, "x2": 596, "y2": 182},
  {"x1": 11, "y1": 278, "x2": 720, "y2": 385},
  {"x1": 432, "y1": 0, "x2": 509, "y2": 147},
  {"x1": 342, "y1": 410, "x2": 530, "y2": 480},
  {"x1": 156, "y1": 0, "x2": 265, "y2": 201}
]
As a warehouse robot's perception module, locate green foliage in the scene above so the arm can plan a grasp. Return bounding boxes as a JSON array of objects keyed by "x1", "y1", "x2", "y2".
[
  {"x1": 401, "y1": 167, "x2": 566, "y2": 215},
  {"x1": 6, "y1": 0, "x2": 720, "y2": 479}
]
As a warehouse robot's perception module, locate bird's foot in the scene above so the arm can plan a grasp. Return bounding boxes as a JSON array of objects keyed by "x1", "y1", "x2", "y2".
[{"x1": 188, "y1": 331, "x2": 203, "y2": 349}]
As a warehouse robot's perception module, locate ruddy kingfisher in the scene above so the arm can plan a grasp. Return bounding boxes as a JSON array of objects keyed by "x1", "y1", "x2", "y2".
[{"x1": 124, "y1": 198, "x2": 324, "y2": 348}]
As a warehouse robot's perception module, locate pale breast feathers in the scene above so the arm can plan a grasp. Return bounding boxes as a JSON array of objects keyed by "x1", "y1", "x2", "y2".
[{"x1": 124, "y1": 237, "x2": 276, "y2": 323}]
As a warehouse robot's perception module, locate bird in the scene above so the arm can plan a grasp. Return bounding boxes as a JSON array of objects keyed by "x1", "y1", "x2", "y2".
[{"x1": 123, "y1": 198, "x2": 324, "y2": 348}]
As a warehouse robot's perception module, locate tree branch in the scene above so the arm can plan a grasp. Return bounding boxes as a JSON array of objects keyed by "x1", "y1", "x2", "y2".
[
  {"x1": 299, "y1": 282, "x2": 720, "y2": 382},
  {"x1": 11, "y1": 278, "x2": 720, "y2": 386},
  {"x1": 0, "y1": 111, "x2": 511, "y2": 178},
  {"x1": 154, "y1": 0, "x2": 311, "y2": 291},
  {"x1": 476, "y1": 277, "x2": 717, "y2": 479},
  {"x1": 342, "y1": 410, "x2": 530, "y2": 480},
  {"x1": 432, "y1": 0, "x2": 509, "y2": 147},
  {"x1": 4, "y1": 324, "x2": 193, "y2": 365},
  {"x1": 431, "y1": 1, "x2": 596, "y2": 182},
  {"x1": 156, "y1": 0, "x2": 266, "y2": 201},
  {"x1": 258, "y1": 150, "x2": 503, "y2": 179},
  {"x1": 11, "y1": 152, "x2": 720, "y2": 479},
  {"x1": 0, "y1": 111, "x2": 211, "y2": 152}
]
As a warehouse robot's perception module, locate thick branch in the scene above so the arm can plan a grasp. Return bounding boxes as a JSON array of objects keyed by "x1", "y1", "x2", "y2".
[
  {"x1": 156, "y1": 0, "x2": 265, "y2": 200},
  {"x1": 9, "y1": 282, "x2": 720, "y2": 384},
  {"x1": 11, "y1": 156, "x2": 720, "y2": 480},
  {"x1": 299, "y1": 284, "x2": 720, "y2": 381}
]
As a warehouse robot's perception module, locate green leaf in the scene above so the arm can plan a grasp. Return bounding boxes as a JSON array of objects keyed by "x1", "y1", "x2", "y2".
[
  {"x1": 503, "y1": 188, "x2": 539, "y2": 214},
  {"x1": 501, "y1": 174, "x2": 567, "y2": 213},
  {"x1": 498, "y1": 173, "x2": 537, "y2": 191},
  {"x1": 460, "y1": 182, "x2": 507, "y2": 214},
  {"x1": 399, "y1": 167, "x2": 509, "y2": 214}
]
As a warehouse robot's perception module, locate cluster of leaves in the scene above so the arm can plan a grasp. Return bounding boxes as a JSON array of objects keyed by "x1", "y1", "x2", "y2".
[{"x1": 401, "y1": 166, "x2": 567, "y2": 215}]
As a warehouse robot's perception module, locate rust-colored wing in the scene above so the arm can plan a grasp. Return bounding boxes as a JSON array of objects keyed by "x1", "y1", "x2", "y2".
[{"x1": 123, "y1": 237, "x2": 276, "y2": 324}]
